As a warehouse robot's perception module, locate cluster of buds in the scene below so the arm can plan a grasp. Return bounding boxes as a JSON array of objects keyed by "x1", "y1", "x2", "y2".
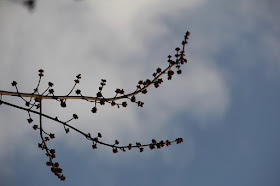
[
  {"x1": 89, "y1": 132, "x2": 183, "y2": 154},
  {"x1": 75, "y1": 74, "x2": 81, "y2": 84},
  {"x1": 48, "y1": 82, "x2": 54, "y2": 94},
  {"x1": 39, "y1": 139, "x2": 65, "y2": 180},
  {"x1": 7, "y1": 68, "x2": 81, "y2": 180},
  {"x1": 149, "y1": 139, "x2": 172, "y2": 150},
  {"x1": 175, "y1": 137, "x2": 184, "y2": 144},
  {"x1": 75, "y1": 32, "x2": 191, "y2": 117}
]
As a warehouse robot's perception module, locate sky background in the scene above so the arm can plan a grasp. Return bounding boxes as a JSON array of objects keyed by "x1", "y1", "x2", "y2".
[{"x1": 0, "y1": 0, "x2": 279, "y2": 185}]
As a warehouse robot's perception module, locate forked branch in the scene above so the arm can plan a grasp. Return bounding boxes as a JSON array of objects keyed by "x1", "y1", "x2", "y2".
[{"x1": 0, "y1": 31, "x2": 190, "y2": 181}]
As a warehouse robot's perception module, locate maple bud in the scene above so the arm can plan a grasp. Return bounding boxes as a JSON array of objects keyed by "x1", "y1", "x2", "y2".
[
  {"x1": 46, "y1": 161, "x2": 52, "y2": 166},
  {"x1": 166, "y1": 140, "x2": 171, "y2": 146},
  {"x1": 142, "y1": 89, "x2": 147, "y2": 94},
  {"x1": 168, "y1": 70, "x2": 174, "y2": 76},
  {"x1": 73, "y1": 114, "x2": 78, "y2": 119},
  {"x1": 54, "y1": 162, "x2": 59, "y2": 167},
  {"x1": 38, "y1": 143, "x2": 43, "y2": 148},
  {"x1": 156, "y1": 68, "x2": 161, "y2": 73},
  {"x1": 96, "y1": 92, "x2": 102, "y2": 98},
  {"x1": 38, "y1": 69, "x2": 44, "y2": 77},
  {"x1": 48, "y1": 82, "x2": 54, "y2": 87},
  {"x1": 154, "y1": 82, "x2": 159, "y2": 88},
  {"x1": 75, "y1": 89, "x2": 81, "y2": 95},
  {"x1": 11, "y1": 81, "x2": 17, "y2": 86},
  {"x1": 150, "y1": 144, "x2": 155, "y2": 150},
  {"x1": 92, "y1": 144, "x2": 97, "y2": 149},
  {"x1": 128, "y1": 144, "x2": 132, "y2": 150},
  {"x1": 50, "y1": 149, "x2": 55, "y2": 154},
  {"x1": 100, "y1": 99, "x2": 105, "y2": 105},
  {"x1": 113, "y1": 148, "x2": 118, "y2": 153},
  {"x1": 91, "y1": 107, "x2": 97, "y2": 113},
  {"x1": 131, "y1": 96, "x2": 136, "y2": 102},
  {"x1": 76, "y1": 74, "x2": 81, "y2": 79},
  {"x1": 122, "y1": 102, "x2": 127, "y2": 107},
  {"x1": 56, "y1": 168, "x2": 62, "y2": 173},
  {"x1": 60, "y1": 101, "x2": 66, "y2": 108},
  {"x1": 27, "y1": 118, "x2": 33, "y2": 123},
  {"x1": 93, "y1": 137, "x2": 99, "y2": 143},
  {"x1": 158, "y1": 78, "x2": 163, "y2": 84},
  {"x1": 137, "y1": 101, "x2": 144, "y2": 107},
  {"x1": 115, "y1": 88, "x2": 121, "y2": 94},
  {"x1": 50, "y1": 133, "x2": 55, "y2": 139}
]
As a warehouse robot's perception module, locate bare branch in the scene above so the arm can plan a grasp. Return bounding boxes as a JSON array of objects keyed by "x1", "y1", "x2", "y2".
[{"x1": 0, "y1": 31, "x2": 190, "y2": 181}]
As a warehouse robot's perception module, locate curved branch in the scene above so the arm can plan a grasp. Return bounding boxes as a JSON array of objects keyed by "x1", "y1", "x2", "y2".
[
  {"x1": 0, "y1": 31, "x2": 189, "y2": 180},
  {"x1": 0, "y1": 99, "x2": 181, "y2": 149},
  {"x1": 0, "y1": 58, "x2": 180, "y2": 102}
]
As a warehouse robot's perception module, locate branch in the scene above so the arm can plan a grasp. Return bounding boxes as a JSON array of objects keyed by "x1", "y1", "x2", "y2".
[
  {"x1": 0, "y1": 31, "x2": 190, "y2": 181},
  {"x1": 0, "y1": 55, "x2": 183, "y2": 101},
  {"x1": 0, "y1": 98, "x2": 183, "y2": 149}
]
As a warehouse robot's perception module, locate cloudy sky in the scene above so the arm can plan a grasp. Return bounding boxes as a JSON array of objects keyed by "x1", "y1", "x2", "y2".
[{"x1": 0, "y1": 0, "x2": 279, "y2": 185}]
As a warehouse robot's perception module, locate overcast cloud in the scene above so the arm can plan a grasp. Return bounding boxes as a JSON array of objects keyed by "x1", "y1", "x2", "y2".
[{"x1": 0, "y1": 0, "x2": 279, "y2": 185}]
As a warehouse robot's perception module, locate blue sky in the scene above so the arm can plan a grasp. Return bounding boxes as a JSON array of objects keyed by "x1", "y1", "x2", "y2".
[{"x1": 0, "y1": 0, "x2": 279, "y2": 185}]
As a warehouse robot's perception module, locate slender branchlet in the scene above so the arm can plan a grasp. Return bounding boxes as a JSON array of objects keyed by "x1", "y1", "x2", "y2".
[{"x1": 0, "y1": 31, "x2": 190, "y2": 181}]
